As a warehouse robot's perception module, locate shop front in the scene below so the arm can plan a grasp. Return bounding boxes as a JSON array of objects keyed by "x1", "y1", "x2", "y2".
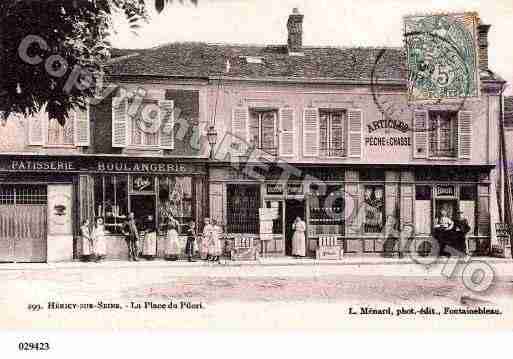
[
  {"x1": 0, "y1": 155, "x2": 207, "y2": 262},
  {"x1": 209, "y1": 163, "x2": 492, "y2": 258}
]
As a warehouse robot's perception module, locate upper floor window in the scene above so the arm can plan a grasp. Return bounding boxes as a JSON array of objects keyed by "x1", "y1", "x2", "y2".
[
  {"x1": 319, "y1": 109, "x2": 345, "y2": 157},
  {"x1": 48, "y1": 117, "x2": 74, "y2": 145},
  {"x1": 249, "y1": 109, "x2": 278, "y2": 156},
  {"x1": 428, "y1": 111, "x2": 457, "y2": 158},
  {"x1": 27, "y1": 105, "x2": 90, "y2": 147},
  {"x1": 130, "y1": 100, "x2": 159, "y2": 147}
]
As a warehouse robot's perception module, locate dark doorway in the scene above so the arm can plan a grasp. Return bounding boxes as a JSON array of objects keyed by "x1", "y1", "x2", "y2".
[
  {"x1": 285, "y1": 199, "x2": 305, "y2": 256},
  {"x1": 130, "y1": 195, "x2": 156, "y2": 230}
]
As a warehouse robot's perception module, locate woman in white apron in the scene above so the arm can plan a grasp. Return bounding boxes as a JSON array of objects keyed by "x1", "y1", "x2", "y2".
[
  {"x1": 142, "y1": 216, "x2": 157, "y2": 260},
  {"x1": 201, "y1": 218, "x2": 214, "y2": 260},
  {"x1": 208, "y1": 219, "x2": 223, "y2": 262},
  {"x1": 80, "y1": 219, "x2": 93, "y2": 261},
  {"x1": 92, "y1": 217, "x2": 107, "y2": 261},
  {"x1": 164, "y1": 216, "x2": 180, "y2": 261},
  {"x1": 291, "y1": 216, "x2": 306, "y2": 257}
]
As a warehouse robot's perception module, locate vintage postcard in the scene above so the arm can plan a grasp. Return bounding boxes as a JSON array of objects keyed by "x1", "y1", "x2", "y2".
[{"x1": 1, "y1": 0, "x2": 513, "y2": 349}]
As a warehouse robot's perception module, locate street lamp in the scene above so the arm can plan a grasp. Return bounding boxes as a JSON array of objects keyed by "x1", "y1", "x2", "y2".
[{"x1": 207, "y1": 125, "x2": 218, "y2": 160}]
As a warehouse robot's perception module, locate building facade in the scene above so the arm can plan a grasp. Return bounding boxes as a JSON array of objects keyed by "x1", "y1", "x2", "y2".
[{"x1": 0, "y1": 9, "x2": 507, "y2": 262}]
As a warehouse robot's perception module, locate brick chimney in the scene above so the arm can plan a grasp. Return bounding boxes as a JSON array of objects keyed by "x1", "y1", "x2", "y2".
[
  {"x1": 287, "y1": 8, "x2": 304, "y2": 54},
  {"x1": 478, "y1": 23, "x2": 491, "y2": 71}
]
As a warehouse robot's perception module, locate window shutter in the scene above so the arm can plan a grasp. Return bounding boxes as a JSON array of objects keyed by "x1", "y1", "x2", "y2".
[
  {"x1": 303, "y1": 107, "x2": 319, "y2": 157},
  {"x1": 413, "y1": 110, "x2": 429, "y2": 159},
  {"x1": 112, "y1": 96, "x2": 128, "y2": 148},
  {"x1": 458, "y1": 111, "x2": 472, "y2": 159},
  {"x1": 279, "y1": 107, "x2": 295, "y2": 157},
  {"x1": 74, "y1": 105, "x2": 90, "y2": 147},
  {"x1": 159, "y1": 99, "x2": 174, "y2": 150},
  {"x1": 347, "y1": 109, "x2": 363, "y2": 158},
  {"x1": 232, "y1": 106, "x2": 249, "y2": 155},
  {"x1": 28, "y1": 112, "x2": 45, "y2": 146}
]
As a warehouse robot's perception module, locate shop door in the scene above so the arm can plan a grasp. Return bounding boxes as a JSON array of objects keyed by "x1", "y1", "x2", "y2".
[
  {"x1": 435, "y1": 199, "x2": 458, "y2": 223},
  {"x1": 130, "y1": 195, "x2": 156, "y2": 230},
  {"x1": 285, "y1": 199, "x2": 306, "y2": 256},
  {"x1": 0, "y1": 185, "x2": 47, "y2": 263}
]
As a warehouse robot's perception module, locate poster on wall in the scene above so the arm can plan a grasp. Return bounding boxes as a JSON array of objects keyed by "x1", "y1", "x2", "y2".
[{"x1": 47, "y1": 185, "x2": 73, "y2": 235}]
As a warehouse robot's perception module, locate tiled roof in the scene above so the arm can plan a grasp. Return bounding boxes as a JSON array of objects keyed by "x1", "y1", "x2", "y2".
[{"x1": 106, "y1": 42, "x2": 407, "y2": 81}]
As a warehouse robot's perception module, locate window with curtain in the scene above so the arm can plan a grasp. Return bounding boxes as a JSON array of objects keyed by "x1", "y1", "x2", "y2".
[
  {"x1": 429, "y1": 111, "x2": 458, "y2": 157},
  {"x1": 130, "y1": 100, "x2": 159, "y2": 146},
  {"x1": 249, "y1": 109, "x2": 278, "y2": 155},
  {"x1": 48, "y1": 117, "x2": 74, "y2": 145},
  {"x1": 319, "y1": 109, "x2": 345, "y2": 157}
]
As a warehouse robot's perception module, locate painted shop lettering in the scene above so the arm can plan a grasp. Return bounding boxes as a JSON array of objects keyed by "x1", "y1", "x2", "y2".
[
  {"x1": 365, "y1": 137, "x2": 411, "y2": 146},
  {"x1": 97, "y1": 161, "x2": 187, "y2": 173},
  {"x1": 11, "y1": 160, "x2": 75, "y2": 171},
  {"x1": 367, "y1": 119, "x2": 409, "y2": 133}
]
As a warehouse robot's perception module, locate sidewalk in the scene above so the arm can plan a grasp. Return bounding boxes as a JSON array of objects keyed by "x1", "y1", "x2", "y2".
[{"x1": 1, "y1": 255, "x2": 511, "y2": 275}]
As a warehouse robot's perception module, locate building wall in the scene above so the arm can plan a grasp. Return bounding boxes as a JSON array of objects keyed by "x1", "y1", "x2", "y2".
[{"x1": 208, "y1": 81, "x2": 497, "y2": 166}]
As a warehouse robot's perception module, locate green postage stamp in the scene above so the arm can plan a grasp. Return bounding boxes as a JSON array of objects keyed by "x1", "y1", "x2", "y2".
[{"x1": 404, "y1": 13, "x2": 480, "y2": 101}]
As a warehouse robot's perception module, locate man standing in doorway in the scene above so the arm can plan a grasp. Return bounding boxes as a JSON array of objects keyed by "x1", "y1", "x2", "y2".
[
  {"x1": 452, "y1": 209, "x2": 471, "y2": 255},
  {"x1": 123, "y1": 212, "x2": 140, "y2": 261}
]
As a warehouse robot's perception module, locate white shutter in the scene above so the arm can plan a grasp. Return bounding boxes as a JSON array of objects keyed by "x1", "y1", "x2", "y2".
[
  {"x1": 303, "y1": 107, "x2": 319, "y2": 157},
  {"x1": 458, "y1": 111, "x2": 472, "y2": 159},
  {"x1": 28, "y1": 112, "x2": 45, "y2": 146},
  {"x1": 347, "y1": 109, "x2": 363, "y2": 158},
  {"x1": 232, "y1": 106, "x2": 249, "y2": 155},
  {"x1": 112, "y1": 96, "x2": 128, "y2": 148},
  {"x1": 279, "y1": 107, "x2": 295, "y2": 157},
  {"x1": 74, "y1": 104, "x2": 90, "y2": 147},
  {"x1": 159, "y1": 99, "x2": 174, "y2": 149},
  {"x1": 413, "y1": 110, "x2": 429, "y2": 159}
]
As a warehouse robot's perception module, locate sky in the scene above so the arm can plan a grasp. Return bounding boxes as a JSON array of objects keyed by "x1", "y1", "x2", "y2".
[{"x1": 110, "y1": 0, "x2": 513, "y2": 95}]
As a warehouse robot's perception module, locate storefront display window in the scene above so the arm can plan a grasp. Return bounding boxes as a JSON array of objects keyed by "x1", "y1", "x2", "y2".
[
  {"x1": 363, "y1": 185, "x2": 385, "y2": 233},
  {"x1": 94, "y1": 174, "x2": 129, "y2": 233},
  {"x1": 227, "y1": 184, "x2": 260, "y2": 234},
  {"x1": 309, "y1": 184, "x2": 345, "y2": 235},
  {"x1": 158, "y1": 176, "x2": 194, "y2": 233}
]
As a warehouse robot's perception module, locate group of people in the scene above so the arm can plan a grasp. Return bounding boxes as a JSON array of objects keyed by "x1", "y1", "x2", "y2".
[
  {"x1": 80, "y1": 217, "x2": 107, "y2": 262},
  {"x1": 81, "y1": 214, "x2": 225, "y2": 262},
  {"x1": 433, "y1": 208, "x2": 471, "y2": 256}
]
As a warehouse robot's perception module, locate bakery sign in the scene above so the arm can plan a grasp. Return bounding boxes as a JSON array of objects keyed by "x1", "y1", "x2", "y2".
[{"x1": 1, "y1": 158, "x2": 206, "y2": 175}]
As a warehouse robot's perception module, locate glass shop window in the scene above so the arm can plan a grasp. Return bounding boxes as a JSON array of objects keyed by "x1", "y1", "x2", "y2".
[
  {"x1": 94, "y1": 175, "x2": 129, "y2": 233},
  {"x1": 309, "y1": 184, "x2": 345, "y2": 235},
  {"x1": 158, "y1": 176, "x2": 193, "y2": 233},
  {"x1": 363, "y1": 185, "x2": 385, "y2": 233},
  {"x1": 265, "y1": 200, "x2": 283, "y2": 235},
  {"x1": 227, "y1": 184, "x2": 260, "y2": 234}
]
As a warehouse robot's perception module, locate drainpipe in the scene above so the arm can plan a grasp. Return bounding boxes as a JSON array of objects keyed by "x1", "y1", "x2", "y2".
[{"x1": 499, "y1": 84, "x2": 513, "y2": 257}]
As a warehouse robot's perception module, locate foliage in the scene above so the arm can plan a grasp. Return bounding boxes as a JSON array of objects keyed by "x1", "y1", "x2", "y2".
[{"x1": 0, "y1": 0, "x2": 197, "y2": 124}]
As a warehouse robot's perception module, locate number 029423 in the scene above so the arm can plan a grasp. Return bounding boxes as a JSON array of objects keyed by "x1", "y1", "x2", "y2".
[{"x1": 18, "y1": 342, "x2": 50, "y2": 351}]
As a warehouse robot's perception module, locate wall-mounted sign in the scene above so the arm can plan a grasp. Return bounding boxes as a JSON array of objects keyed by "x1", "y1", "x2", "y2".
[
  {"x1": 436, "y1": 185, "x2": 455, "y2": 197},
  {"x1": 131, "y1": 175, "x2": 155, "y2": 193},
  {"x1": 496, "y1": 223, "x2": 510, "y2": 237},
  {"x1": 1, "y1": 157, "x2": 206, "y2": 175},
  {"x1": 287, "y1": 183, "x2": 303, "y2": 196},
  {"x1": 266, "y1": 183, "x2": 284, "y2": 195}
]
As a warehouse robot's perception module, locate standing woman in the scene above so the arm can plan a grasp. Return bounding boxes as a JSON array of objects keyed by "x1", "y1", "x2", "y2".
[
  {"x1": 208, "y1": 219, "x2": 222, "y2": 262},
  {"x1": 142, "y1": 215, "x2": 157, "y2": 260},
  {"x1": 164, "y1": 215, "x2": 180, "y2": 261},
  {"x1": 291, "y1": 216, "x2": 306, "y2": 258},
  {"x1": 92, "y1": 217, "x2": 107, "y2": 261},
  {"x1": 201, "y1": 218, "x2": 213, "y2": 261},
  {"x1": 80, "y1": 219, "x2": 93, "y2": 262}
]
